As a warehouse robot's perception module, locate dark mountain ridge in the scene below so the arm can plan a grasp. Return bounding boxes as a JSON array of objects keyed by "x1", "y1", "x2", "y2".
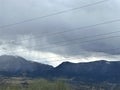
[
  {"x1": 0, "y1": 55, "x2": 120, "y2": 83},
  {"x1": 52, "y1": 60, "x2": 120, "y2": 83},
  {"x1": 0, "y1": 55, "x2": 53, "y2": 77}
]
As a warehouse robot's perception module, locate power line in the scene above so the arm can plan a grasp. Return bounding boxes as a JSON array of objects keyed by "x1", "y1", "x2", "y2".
[
  {"x1": 25, "y1": 29, "x2": 120, "y2": 48},
  {"x1": 4, "y1": 18, "x2": 120, "y2": 46},
  {"x1": 10, "y1": 29, "x2": 120, "y2": 50},
  {"x1": 1, "y1": 34, "x2": 120, "y2": 54},
  {"x1": 0, "y1": 0, "x2": 109, "y2": 29},
  {"x1": 9, "y1": 34, "x2": 120, "y2": 51},
  {"x1": 37, "y1": 35, "x2": 120, "y2": 50},
  {"x1": 42, "y1": 18, "x2": 120, "y2": 37}
]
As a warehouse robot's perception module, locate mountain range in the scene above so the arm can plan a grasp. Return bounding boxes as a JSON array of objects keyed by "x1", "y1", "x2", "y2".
[
  {"x1": 0, "y1": 55, "x2": 53, "y2": 77},
  {"x1": 0, "y1": 55, "x2": 120, "y2": 83}
]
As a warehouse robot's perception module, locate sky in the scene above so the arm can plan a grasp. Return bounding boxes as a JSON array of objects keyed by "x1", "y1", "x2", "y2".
[{"x1": 1, "y1": 0, "x2": 120, "y2": 66}]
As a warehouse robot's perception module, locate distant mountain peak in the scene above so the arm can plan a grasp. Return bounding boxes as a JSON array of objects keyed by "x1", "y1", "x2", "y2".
[
  {"x1": 0, "y1": 55, "x2": 53, "y2": 77},
  {"x1": 98, "y1": 60, "x2": 111, "y2": 64},
  {"x1": 91, "y1": 60, "x2": 112, "y2": 65},
  {"x1": 60, "y1": 61, "x2": 73, "y2": 65},
  {"x1": 95, "y1": 60, "x2": 108, "y2": 62}
]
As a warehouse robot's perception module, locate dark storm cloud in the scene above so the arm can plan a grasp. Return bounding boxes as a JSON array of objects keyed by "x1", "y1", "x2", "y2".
[{"x1": 1, "y1": 0, "x2": 120, "y2": 59}]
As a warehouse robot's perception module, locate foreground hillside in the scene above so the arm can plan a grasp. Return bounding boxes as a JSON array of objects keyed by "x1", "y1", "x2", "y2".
[{"x1": 0, "y1": 77, "x2": 120, "y2": 90}]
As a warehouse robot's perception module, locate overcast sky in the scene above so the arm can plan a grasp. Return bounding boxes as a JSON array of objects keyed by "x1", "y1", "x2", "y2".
[{"x1": 1, "y1": 0, "x2": 120, "y2": 66}]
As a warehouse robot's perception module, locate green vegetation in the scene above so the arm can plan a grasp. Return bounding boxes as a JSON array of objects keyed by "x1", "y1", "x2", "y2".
[
  {"x1": 0, "y1": 78, "x2": 71, "y2": 90},
  {"x1": 0, "y1": 77, "x2": 120, "y2": 90}
]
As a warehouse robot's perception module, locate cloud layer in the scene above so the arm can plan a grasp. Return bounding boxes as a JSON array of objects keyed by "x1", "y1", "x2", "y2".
[{"x1": 1, "y1": 0, "x2": 120, "y2": 66}]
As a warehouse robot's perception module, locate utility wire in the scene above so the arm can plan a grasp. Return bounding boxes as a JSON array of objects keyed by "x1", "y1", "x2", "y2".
[
  {"x1": 37, "y1": 35, "x2": 120, "y2": 50},
  {"x1": 23, "y1": 29, "x2": 120, "y2": 48},
  {"x1": 4, "y1": 18, "x2": 120, "y2": 46},
  {"x1": 1, "y1": 34, "x2": 120, "y2": 54},
  {"x1": 0, "y1": 0, "x2": 109, "y2": 29},
  {"x1": 8, "y1": 28, "x2": 120, "y2": 50}
]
